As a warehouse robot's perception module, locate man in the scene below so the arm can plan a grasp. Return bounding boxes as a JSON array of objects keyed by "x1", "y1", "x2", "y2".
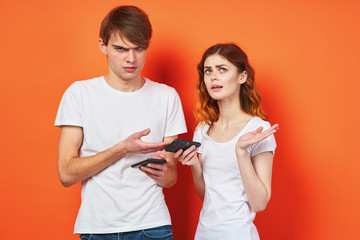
[{"x1": 55, "y1": 5, "x2": 187, "y2": 240}]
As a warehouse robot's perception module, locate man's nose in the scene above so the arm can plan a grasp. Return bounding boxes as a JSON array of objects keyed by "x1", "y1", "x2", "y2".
[{"x1": 127, "y1": 49, "x2": 136, "y2": 63}]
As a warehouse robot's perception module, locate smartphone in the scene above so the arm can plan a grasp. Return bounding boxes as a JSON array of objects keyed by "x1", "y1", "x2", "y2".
[
  {"x1": 165, "y1": 139, "x2": 201, "y2": 153},
  {"x1": 131, "y1": 158, "x2": 167, "y2": 169}
]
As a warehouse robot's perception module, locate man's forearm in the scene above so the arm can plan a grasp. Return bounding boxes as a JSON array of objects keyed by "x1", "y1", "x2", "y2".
[{"x1": 58, "y1": 142, "x2": 128, "y2": 187}]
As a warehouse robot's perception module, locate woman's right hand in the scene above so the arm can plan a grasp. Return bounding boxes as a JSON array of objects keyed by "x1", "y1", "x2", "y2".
[{"x1": 174, "y1": 145, "x2": 199, "y2": 166}]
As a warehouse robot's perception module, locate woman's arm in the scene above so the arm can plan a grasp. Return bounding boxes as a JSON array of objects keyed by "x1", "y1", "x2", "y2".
[
  {"x1": 236, "y1": 150, "x2": 273, "y2": 212},
  {"x1": 190, "y1": 154, "x2": 205, "y2": 201},
  {"x1": 235, "y1": 124, "x2": 279, "y2": 212},
  {"x1": 176, "y1": 146, "x2": 205, "y2": 201}
]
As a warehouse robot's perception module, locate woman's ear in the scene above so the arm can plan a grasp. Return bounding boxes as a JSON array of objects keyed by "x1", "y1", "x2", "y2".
[
  {"x1": 99, "y1": 38, "x2": 108, "y2": 55},
  {"x1": 239, "y1": 71, "x2": 248, "y2": 84}
]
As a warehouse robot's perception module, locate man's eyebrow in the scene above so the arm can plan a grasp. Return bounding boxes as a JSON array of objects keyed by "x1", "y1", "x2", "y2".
[{"x1": 112, "y1": 44, "x2": 129, "y2": 50}]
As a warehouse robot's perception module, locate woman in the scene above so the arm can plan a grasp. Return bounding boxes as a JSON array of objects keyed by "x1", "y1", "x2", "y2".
[{"x1": 176, "y1": 43, "x2": 279, "y2": 240}]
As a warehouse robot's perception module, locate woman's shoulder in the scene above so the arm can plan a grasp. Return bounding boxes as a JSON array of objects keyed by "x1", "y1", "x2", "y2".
[
  {"x1": 193, "y1": 122, "x2": 210, "y2": 140},
  {"x1": 195, "y1": 122, "x2": 210, "y2": 134},
  {"x1": 248, "y1": 116, "x2": 271, "y2": 129}
]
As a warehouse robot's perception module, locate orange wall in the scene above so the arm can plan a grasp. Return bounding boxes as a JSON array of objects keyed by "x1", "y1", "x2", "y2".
[{"x1": 1, "y1": 0, "x2": 359, "y2": 239}]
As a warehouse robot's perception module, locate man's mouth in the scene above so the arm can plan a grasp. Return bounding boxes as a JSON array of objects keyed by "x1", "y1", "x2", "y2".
[{"x1": 124, "y1": 66, "x2": 137, "y2": 72}]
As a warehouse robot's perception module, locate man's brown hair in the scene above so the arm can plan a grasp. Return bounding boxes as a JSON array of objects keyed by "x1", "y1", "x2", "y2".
[{"x1": 99, "y1": 5, "x2": 152, "y2": 48}]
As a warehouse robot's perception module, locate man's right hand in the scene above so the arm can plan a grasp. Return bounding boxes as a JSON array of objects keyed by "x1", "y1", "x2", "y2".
[
  {"x1": 121, "y1": 128, "x2": 169, "y2": 154},
  {"x1": 122, "y1": 128, "x2": 169, "y2": 154}
]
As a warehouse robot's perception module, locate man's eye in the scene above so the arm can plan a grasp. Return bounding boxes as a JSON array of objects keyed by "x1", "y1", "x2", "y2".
[
  {"x1": 135, "y1": 46, "x2": 144, "y2": 51},
  {"x1": 116, "y1": 47, "x2": 126, "y2": 51}
]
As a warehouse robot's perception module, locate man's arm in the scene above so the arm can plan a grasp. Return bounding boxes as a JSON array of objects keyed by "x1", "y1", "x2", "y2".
[
  {"x1": 140, "y1": 135, "x2": 178, "y2": 188},
  {"x1": 57, "y1": 126, "x2": 168, "y2": 187}
]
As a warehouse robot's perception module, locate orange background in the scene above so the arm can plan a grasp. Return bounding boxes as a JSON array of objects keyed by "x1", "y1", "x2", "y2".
[{"x1": 1, "y1": 0, "x2": 359, "y2": 239}]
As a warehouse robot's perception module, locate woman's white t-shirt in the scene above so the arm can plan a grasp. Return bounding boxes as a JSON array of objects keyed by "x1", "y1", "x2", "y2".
[{"x1": 193, "y1": 117, "x2": 276, "y2": 240}]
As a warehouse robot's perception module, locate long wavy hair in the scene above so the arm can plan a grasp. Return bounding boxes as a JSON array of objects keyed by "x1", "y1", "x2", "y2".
[{"x1": 196, "y1": 43, "x2": 268, "y2": 127}]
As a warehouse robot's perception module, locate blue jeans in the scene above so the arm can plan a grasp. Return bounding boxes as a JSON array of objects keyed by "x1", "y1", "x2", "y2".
[{"x1": 79, "y1": 225, "x2": 173, "y2": 240}]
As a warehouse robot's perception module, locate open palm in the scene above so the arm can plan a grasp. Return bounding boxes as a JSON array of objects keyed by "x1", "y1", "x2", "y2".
[{"x1": 236, "y1": 124, "x2": 279, "y2": 150}]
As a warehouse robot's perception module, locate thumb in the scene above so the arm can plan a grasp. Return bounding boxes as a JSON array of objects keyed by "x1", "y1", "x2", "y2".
[
  {"x1": 255, "y1": 126, "x2": 264, "y2": 133},
  {"x1": 135, "y1": 128, "x2": 151, "y2": 139}
]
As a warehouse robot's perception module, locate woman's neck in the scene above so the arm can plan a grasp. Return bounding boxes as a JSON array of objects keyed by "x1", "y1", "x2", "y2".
[{"x1": 216, "y1": 98, "x2": 252, "y2": 128}]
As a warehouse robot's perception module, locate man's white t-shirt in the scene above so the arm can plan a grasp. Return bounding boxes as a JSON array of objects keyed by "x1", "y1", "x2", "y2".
[
  {"x1": 193, "y1": 117, "x2": 276, "y2": 240},
  {"x1": 55, "y1": 77, "x2": 187, "y2": 234}
]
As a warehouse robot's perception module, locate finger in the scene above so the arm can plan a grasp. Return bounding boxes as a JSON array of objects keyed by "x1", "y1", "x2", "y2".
[
  {"x1": 151, "y1": 150, "x2": 166, "y2": 159},
  {"x1": 178, "y1": 145, "x2": 197, "y2": 163},
  {"x1": 265, "y1": 124, "x2": 279, "y2": 132},
  {"x1": 255, "y1": 126, "x2": 264, "y2": 133},
  {"x1": 185, "y1": 157, "x2": 198, "y2": 166},
  {"x1": 182, "y1": 151, "x2": 197, "y2": 165},
  {"x1": 253, "y1": 127, "x2": 278, "y2": 143},
  {"x1": 141, "y1": 165, "x2": 166, "y2": 177},
  {"x1": 143, "y1": 142, "x2": 168, "y2": 148},
  {"x1": 141, "y1": 142, "x2": 169, "y2": 153},
  {"x1": 183, "y1": 145, "x2": 196, "y2": 156},
  {"x1": 145, "y1": 163, "x2": 167, "y2": 171},
  {"x1": 261, "y1": 124, "x2": 279, "y2": 136},
  {"x1": 144, "y1": 172, "x2": 162, "y2": 180},
  {"x1": 132, "y1": 128, "x2": 151, "y2": 139},
  {"x1": 174, "y1": 149, "x2": 184, "y2": 158},
  {"x1": 143, "y1": 164, "x2": 160, "y2": 171},
  {"x1": 140, "y1": 167, "x2": 162, "y2": 180},
  {"x1": 141, "y1": 128, "x2": 151, "y2": 136},
  {"x1": 247, "y1": 126, "x2": 263, "y2": 136}
]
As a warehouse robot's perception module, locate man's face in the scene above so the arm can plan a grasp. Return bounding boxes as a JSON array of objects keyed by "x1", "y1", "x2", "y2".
[{"x1": 100, "y1": 32, "x2": 147, "y2": 83}]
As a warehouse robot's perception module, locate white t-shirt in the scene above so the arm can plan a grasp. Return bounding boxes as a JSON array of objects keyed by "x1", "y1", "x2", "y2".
[
  {"x1": 55, "y1": 77, "x2": 187, "y2": 234},
  {"x1": 193, "y1": 117, "x2": 276, "y2": 240}
]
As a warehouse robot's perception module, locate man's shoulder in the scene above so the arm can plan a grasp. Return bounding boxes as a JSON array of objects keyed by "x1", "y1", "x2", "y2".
[
  {"x1": 66, "y1": 76, "x2": 104, "y2": 91},
  {"x1": 73, "y1": 76, "x2": 103, "y2": 86},
  {"x1": 145, "y1": 78, "x2": 176, "y2": 93}
]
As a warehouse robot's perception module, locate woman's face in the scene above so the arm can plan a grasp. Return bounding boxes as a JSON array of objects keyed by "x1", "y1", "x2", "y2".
[{"x1": 203, "y1": 54, "x2": 247, "y2": 102}]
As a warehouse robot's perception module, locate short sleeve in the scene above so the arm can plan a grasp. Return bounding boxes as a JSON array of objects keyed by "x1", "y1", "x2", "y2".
[
  {"x1": 54, "y1": 82, "x2": 83, "y2": 127},
  {"x1": 249, "y1": 121, "x2": 277, "y2": 157},
  {"x1": 164, "y1": 88, "x2": 187, "y2": 137},
  {"x1": 193, "y1": 123, "x2": 207, "y2": 154}
]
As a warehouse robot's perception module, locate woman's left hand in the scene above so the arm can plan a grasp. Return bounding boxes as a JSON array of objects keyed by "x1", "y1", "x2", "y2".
[{"x1": 236, "y1": 124, "x2": 279, "y2": 152}]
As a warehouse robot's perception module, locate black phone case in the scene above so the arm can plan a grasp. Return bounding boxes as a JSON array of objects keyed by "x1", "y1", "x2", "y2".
[
  {"x1": 165, "y1": 139, "x2": 201, "y2": 153},
  {"x1": 131, "y1": 158, "x2": 167, "y2": 168}
]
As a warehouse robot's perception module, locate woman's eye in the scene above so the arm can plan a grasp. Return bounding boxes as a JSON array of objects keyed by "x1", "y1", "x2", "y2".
[
  {"x1": 219, "y1": 68, "x2": 227, "y2": 73},
  {"x1": 204, "y1": 69, "x2": 212, "y2": 75}
]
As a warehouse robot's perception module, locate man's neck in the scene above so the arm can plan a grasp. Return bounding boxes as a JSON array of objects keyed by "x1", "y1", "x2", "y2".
[{"x1": 104, "y1": 74, "x2": 145, "y2": 92}]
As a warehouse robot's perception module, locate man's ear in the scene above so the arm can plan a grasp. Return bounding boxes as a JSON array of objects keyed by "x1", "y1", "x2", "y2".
[
  {"x1": 239, "y1": 71, "x2": 248, "y2": 84},
  {"x1": 99, "y1": 39, "x2": 108, "y2": 55}
]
